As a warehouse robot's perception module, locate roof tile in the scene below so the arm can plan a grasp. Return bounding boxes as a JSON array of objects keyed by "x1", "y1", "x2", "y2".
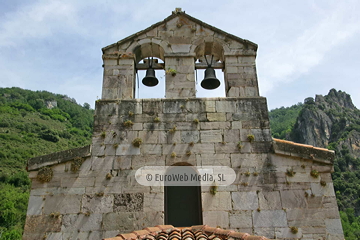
[{"x1": 104, "y1": 225, "x2": 269, "y2": 240}]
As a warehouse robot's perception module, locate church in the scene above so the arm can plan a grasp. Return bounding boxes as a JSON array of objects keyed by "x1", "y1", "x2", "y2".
[{"x1": 23, "y1": 8, "x2": 344, "y2": 240}]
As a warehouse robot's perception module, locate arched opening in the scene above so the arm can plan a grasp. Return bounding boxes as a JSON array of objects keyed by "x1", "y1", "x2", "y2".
[
  {"x1": 194, "y1": 42, "x2": 226, "y2": 97},
  {"x1": 164, "y1": 163, "x2": 202, "y2": 227},
  {"x1": 133, "y1": 43, "x2": 165, "y2": 99},
  {"x1": 135, "y1": 57, "x2": 165, "y2": 99}
]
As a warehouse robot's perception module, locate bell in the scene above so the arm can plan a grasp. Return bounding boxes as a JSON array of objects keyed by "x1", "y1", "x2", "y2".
[
  {"x1": 142, "y1": 68, "x2": 159, "y2": 87},
  {"x1": 201, "y1": 67, "x2": 220, "y2": 90}
]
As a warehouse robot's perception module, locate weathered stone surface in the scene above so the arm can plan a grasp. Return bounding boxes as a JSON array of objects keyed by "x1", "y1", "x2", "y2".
[
  {"x1": 258, "y1": 191, "x2": 281, "y2": 210},
  {"x1": 26, "y1": 196, "x2": 44, "y2": 215},
  {"x1": 24, "y1": 215, "x2": 62, "y2": 233},
  {"x1": 102, "y1": 211, "x2": 163, "y2": 231},
  {"x1": 200, "y1": 130, "x2": 222, "y2": 142},
  {"x1": 62, "y1": 213, "x2": 103, "y2": 232},
  {"x1": 43, "y1": 194, "x2": 82, "y2": 214},
  {"x1": 181, "y1": 130, "x2": 200, "y2": 143},
  {"x1": 82, "y1": 194, "x2": 114, "y2": 213},
  {"x1": 280, "y1": 190, "x2": 307, "y2": 209},
  {"x1": 253, "y1": 210, "x2": 287, "y2": 227},
  {"x1": 202, "y1": 211, "x2": 229, "y2": 228},
  {"x1": 202, "y1": 192, "x2": 232, "y2": 211},
  {"x1": 113, "y1": 193, "x2": 144, "y2": 212},
  {"x1": 229, "y1": 211, "x2": 252, "y2": 228},
  {"x1": 325, "y1": 219, "x2": 344, "y2": 234},
  {"x1": 232, "y1": 191, "x2": 258, "y2": 210}
]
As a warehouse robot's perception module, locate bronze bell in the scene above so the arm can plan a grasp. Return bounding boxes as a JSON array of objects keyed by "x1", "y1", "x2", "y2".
[
  {"x1": 201, "y1": 67, "x2": 220, "y2": 90},
  {"x1": 142, "y1": 67, "x2": 159, "y2": 87}
]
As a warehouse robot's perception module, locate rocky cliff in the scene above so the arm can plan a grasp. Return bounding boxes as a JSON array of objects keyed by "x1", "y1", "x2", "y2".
[{"x1": 291, "y1": 89, "x2": 360, "y2": 158}]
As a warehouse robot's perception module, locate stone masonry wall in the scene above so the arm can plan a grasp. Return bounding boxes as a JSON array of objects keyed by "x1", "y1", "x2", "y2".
[{"x1": 24, "y1": 97, "x2": 343, "y2": 240}]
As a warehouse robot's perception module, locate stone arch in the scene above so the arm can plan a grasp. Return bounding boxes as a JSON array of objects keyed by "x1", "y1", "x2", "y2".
[
  {"x1": 192, "y1": 38, "x2": 228, "y2": 62},
  {"x1": 133, "y1": 41, "x2": 165, "y2": 63}
]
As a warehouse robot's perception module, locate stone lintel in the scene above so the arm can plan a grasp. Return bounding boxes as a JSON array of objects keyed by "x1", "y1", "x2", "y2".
[{"x1": 27, "y1": 145, "x2": 91, "y2": 171}]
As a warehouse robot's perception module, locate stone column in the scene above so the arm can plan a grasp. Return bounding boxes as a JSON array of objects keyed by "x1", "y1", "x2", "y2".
[
  {"x1": 164, "y1": 55, "x2": 196, "y2": 98},
  {"x1": 224, "y1": 55, "x2": 259, "y2": 97},
  {"x1": 102, "y1": 55, "x2": 135, "y2": 100}
]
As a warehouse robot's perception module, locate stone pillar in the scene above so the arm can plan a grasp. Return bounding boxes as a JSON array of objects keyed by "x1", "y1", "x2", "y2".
[
  {"x1": 102, "y1": 55, "x2": 135, "y2": 100},
  {"x1": 224, "y1": 55, "x2": 259, "y2": 97},
  {"x1": 165, "y1": 56, "x2": 196, "y2": 98}
]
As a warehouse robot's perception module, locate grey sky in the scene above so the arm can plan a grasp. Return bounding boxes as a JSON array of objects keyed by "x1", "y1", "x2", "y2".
[{"x1": 1, "y1": 0, "x2": 359, "y2": 110}]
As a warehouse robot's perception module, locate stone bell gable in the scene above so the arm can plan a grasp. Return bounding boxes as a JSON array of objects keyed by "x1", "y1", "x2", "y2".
[
  {"x1": 23, "y1": 8, "x2": 344, "y2": 240},
  {"x1": 101, "y1": 8, "x2": 259, "y2": 100}
]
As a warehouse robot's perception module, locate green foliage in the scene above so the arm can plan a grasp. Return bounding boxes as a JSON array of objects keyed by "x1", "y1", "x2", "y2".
[
  {"x1": 269, "y1": 103, "x2": 303, "y2": 139},
  {"x1": 0, "y1": 87, "x2": 94, "y2": 237},
  {"x1": 340, "y1": 209, "x2": 360, "y2": 239}
]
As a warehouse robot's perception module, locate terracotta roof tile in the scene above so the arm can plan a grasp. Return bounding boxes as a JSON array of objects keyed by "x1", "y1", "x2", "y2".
[{"x1": 103, "y1": 225, "x2": 269, "y2": 240}]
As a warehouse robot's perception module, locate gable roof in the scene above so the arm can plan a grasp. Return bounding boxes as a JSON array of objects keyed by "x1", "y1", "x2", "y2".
[
  {"x1": 102, "y1": 8, "x2": 257, "y2": 53},
  {"x1": 103, "y1": 225, "x2": 269, "y2": 240}
]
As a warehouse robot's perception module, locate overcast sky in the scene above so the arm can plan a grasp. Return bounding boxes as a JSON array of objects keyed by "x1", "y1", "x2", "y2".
[{"x1": 1, "y1": 0, "x2": 359, "y2": 110}]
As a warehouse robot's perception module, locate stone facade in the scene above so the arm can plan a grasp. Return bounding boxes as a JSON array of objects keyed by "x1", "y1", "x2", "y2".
[{"x1": 23, "y1": 9, "x2": 344, "y2": 240}]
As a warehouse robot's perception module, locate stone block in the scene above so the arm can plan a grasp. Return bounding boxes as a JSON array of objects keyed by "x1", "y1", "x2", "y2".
[
  {"x1": 185, "y1": 113, "x2": 207, "y2": 122},
  {"x1": 62, "y1": 213, "x2": 103, "y2": 232},
  {"x1": 143, "y1": 193, "x2": 164, "y2": 212},
  {"x1": 205, "y1": 100, "x2": 216, "y2": 112},
  {"x1": 325, "y1": 219, "x2": 343, "y2": 234},
  {"x1": 253, "y1": 210, "x2": 287, "y2": 227},
  {"x1": 224, "y1": 129, "x2": 240, "y2": 143},
  {"x1": 61, "y1": 177, "x2": 95, "y2": 188},
  {"x1": 142, "y1": 144, "x2": 163, "y2": 155},
  {"x1": 207, "y1": 113, "x2": 226, "y2": 122},
  {"x1": 253, "y1": 228, "x2": 275, "y2": 239},
  {"x1": 202, "y1": 192, "x2": 232, "y2": 211},
  {"x1": 43, "y1": 194, "x2": 82, "y2": 214},
  {"x1": 181, "y1": 130, "x2": 200, "y2": 143},
  {"x1": 114, "y1": 156, "x2": 132, "y2": 170},
  {"x1": 258, "y1": 191, "x2": 282, "y2": 210},
  {"x1": 139, "y1": 131, "x2": 166, "y2": 144},
  {"x1": 311, "y1": 182, "x2": 335, "y2": 197},
  {"x1": 280, "y1": 190, "x2": 307, "y2": 208},
  {"x1": 230, "y1": 153, "x2": 267, "y2": 169},
  {"x1": 191, "y1": 143, "x2": 215, "y2": 154},
  {"x1": 275, "y1": 227, "x2": 303, "y2": 239},
  {"x1": 229, "y1": 211, "x2": 252, "y2": 228},
  {"x1": 251, "y1": 129, "x2": 272, "y2": 142},
  {"x1": 24, "y1": 215, "x2": 61, "y2": 233},
  {"x1": 216, "y1": 101, "x2": 236, "y2": 113},
  {"x1": 232, "y1": 191, "x2": 258, "y2": 210},
  {"x1": 115, "y1": 144, "x2": 141, "y2": 155},
  {"x1": 62, "y1": 231, "x2": 103, "y2": 240},
  {"x1": 200, "y1": 122, "x2": 230, "y2": 130},
  {"x1": 202, "y1": 211, "x2": 229, "y2": 229},
  {"x1": 81, "y1": 194, "x2": 114, "y2": 213},
  {"x1": 231, "y1": 121, "x2": 242, "y2": 129},
  {"x1": 286, "y1": 172, "x2": 321, "y2": 183},
  {"x1": 26, "y1": 196, "x2": 44, "y2": 215},
  {"x1": 91, "y1": 156, "x2": 114, "y2": 170},
  {"x1": 196, "y1": 154, "x2": 231, "y2": 166},
  {"x1": 113, "y1": 193, "x2": 144, "y2": 212},
  {"x1": 102, "y1": 211, "x2": 163, "y2": 231},
  {"x1": 215, "y1": 143, "x2": 240, "y2": 154},
  {"x1": 200, "y1": 130, "x2": 222, "y2": 142}
]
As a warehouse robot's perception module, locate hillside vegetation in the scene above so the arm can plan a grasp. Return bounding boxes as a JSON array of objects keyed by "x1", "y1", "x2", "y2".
[
  {"x1": 269, "y1": 89, "x2": 360, "y2": 239},
  {"x1": 0, "y1": 87, "x2": 93, "y2": 239}
]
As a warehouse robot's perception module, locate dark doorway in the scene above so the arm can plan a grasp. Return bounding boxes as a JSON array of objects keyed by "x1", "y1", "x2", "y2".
[{"x1": 164, "y1": 165, "x2": 203, "y2": 227}]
